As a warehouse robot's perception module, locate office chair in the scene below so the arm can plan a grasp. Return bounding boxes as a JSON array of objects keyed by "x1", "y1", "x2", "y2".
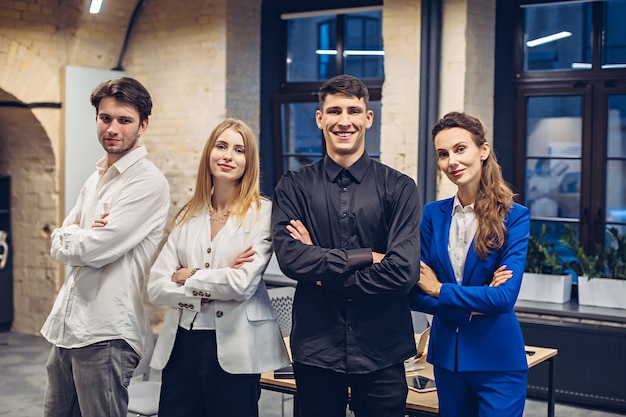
[
  {"x1": 267, "y1": 285, "x2": 296, "y2": 417},
  {"x1": 127, "y1": 315, "x2": 161, "y2": 417}
]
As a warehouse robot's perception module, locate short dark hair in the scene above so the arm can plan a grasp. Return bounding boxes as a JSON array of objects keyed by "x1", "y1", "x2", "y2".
[
  {"x1": 90, "y1": 77, "x2": 152, "y2": 122},
  {"x1": 318, "y1": 74, "x2": 369, "y2": 110}
]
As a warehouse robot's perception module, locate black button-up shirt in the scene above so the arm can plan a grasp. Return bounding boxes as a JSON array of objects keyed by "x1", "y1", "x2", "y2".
[{"x1": 271, "y1": 153, "x2": 421, "y2": 374}]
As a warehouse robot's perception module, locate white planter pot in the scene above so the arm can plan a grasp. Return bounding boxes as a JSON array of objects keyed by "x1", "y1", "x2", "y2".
[
  {"x1": 577, "y1": 276, "x2": 626, "y2": 309},
  {"x1": 519, "y1": 273, "x2": 572, "y2": 304}
]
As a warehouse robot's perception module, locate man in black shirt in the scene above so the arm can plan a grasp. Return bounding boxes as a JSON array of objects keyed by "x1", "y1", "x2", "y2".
[{"x1": 271, "y1": 74, "x2": 422, "y2": 417}]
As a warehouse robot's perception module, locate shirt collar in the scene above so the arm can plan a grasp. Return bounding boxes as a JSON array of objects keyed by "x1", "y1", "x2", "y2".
[
  {"x1": 96, "y1": 146, "x2": 148, "y2": 175},
  {"x1": 323, "y1": 152, "x2": 371, "y2": 184},
  {"x1": 452, "y1": 194, "x2": 475, "y2": 216}
]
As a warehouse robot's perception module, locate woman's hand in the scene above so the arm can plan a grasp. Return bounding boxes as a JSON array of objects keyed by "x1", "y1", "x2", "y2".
[
  {"x1": 489, "y1": 265, "x2": 512, "y2": 287},
  {"x1": 229, "y1": 246, "x2": 255, "y2": 269},
  {"x1": 417, "y1": 260, "x2": 443, "y2": 298}
]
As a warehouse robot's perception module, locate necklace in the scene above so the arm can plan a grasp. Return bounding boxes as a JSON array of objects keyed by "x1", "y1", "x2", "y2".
[{"x1": 209, "y1": 208, "x2": 230, "y2": 222}]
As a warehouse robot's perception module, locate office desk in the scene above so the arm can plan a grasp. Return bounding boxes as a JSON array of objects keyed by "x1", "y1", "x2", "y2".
[{"x1": 260, "y1": 345, "x2": 558, "y2": 417}]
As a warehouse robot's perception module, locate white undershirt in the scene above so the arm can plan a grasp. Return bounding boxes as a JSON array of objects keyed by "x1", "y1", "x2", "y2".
[{"x1": 448, "y1": 195, "x2": 478, "y2": 285}]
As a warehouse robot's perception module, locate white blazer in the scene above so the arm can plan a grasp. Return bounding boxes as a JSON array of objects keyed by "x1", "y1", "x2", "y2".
[{"x1": 148, "y1": 199, "x2": 290, "y2": 374}]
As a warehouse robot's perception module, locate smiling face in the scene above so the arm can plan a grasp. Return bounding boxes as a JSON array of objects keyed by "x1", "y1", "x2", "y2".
[
  {"x1": 209, "y1": 127, "x2": 246, "y2": 184},
  {"x1": 434, "y1": 127, "x2": 490, "y2": 198},
  {"x1": 316, "y1": 93, "x2": 374, "y2": 167},
  {"x1": 96, "y1": 96, "x2": 148, "y2": 165}
]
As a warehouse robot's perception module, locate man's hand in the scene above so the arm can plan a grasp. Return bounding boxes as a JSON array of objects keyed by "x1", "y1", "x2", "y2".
[
  {"x1": 230, "y1": 246, "x2": 255, "y2": 269},
  {"x1": 92, "y1": 212, "x2": 109, "y2": 228},
  {"x1": 372, "y1": 252, "x2": 385, "y2": 263},
  {"x1": 287, "y1": 219, "x2": 313, "y2": 245}
]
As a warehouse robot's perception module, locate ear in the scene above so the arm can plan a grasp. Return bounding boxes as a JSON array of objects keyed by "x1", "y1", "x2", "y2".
[
  {"x1": 315, "y1": 110, "x2": 323, "y2": 129},
  {"x1": 480, "y1": 142, "x2": 491, "y2": 161},
  {"x1": 365, "y1": 110, "x2": 374, "y2": 130},
  {"x1": 138, "y1": 118, "x2": 149, "y2": 136}
]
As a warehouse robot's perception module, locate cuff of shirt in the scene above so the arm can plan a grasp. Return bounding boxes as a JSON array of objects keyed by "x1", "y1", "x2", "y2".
[{"x1": 346, "y1": 248, "x2": 373, "y2": 272}]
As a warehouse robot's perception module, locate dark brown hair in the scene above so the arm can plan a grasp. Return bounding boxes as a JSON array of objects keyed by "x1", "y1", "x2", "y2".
[
  {"x1": 90, "y1": 77, "x2": 152, "y2": 122},
  {"x1": 318, "y1": 74, "x2": 369, "y2": 110}
]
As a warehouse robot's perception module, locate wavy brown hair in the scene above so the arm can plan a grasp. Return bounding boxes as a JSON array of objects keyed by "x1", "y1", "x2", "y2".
[
  {"x1": 174, "y1": 118, "x2": 262, "y2": 226},
  {"x1": 432, "y1": 112, "x2": 515, "y2": 259}
]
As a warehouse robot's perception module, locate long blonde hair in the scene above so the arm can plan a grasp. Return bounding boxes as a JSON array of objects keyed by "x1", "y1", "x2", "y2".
[
  {"x1": 432, "y1": 112, "x2": 515, "y2": 259},
  {"x1": 174, "y1": 118, "x2": 262, "y2": 226}
]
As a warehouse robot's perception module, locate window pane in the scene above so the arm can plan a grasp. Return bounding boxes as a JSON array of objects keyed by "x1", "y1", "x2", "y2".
[
  {"x1": 606, "y1": 94, "x2": 626, "y2": 226},
  {"x1": 286, "y1": 15, "x2": 337, "y2": 82},
  {"x1": 280, "y1": 102, "x2": 322, "y2": 171},
  {"x1": 525, "y1": 96, "x2": 582, "y2": 219},
  {"x1": 607, "y1": 95, "x2": 626, "y2": 158},
  {"x1": 344, "y1": 11, "x2": 384, "y2": 79},
  {"x1": 523, "y1": 2, "x2": 592, "y2": 71},
  {"x1": 603, "y1": 0, "x2": 626, "y2": 69}
]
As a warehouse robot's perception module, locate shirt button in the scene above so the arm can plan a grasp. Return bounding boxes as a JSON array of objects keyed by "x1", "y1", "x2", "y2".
[
  {"x1": 342, "y1": 213, "x2": 347, "y2": 218},
  {"x1": 343, "y1": 242, "x2": 348, "y2": 247},
  {"x1": 207, "y1": 248, "x2": 212, "y2": 254},
  {"x1": 347, "y1": 298, "x2": 352, "y2": 302},
  {"x1": 343, "y1": 187, "x2": 347, "y2": 191},
  {"x1": 205, "y1": 262, "x2": 210, "y2": 268},
  {"x1": 216, "y1": 311, "x2": 223, "y2": 318},
  {"x1": 348, "y1": 326, "x2": 353, "y2": 331}
]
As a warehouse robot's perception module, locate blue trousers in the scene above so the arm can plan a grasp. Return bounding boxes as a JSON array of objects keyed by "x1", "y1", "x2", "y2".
[
  {"x1": 44, "y1": 339, "x2": 139, "y2": 417},
  {"x1": 434, "y1": 366, "x2": 527, "y2": 417}
]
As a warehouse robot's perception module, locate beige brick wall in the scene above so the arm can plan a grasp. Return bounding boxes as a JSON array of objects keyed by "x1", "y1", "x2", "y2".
[
  {"x1": 437, "y1": 0, "x2": 495, "y2": 200},
  {"x1": 381, "y1": 0, "x2": 422, "y2": 182}
]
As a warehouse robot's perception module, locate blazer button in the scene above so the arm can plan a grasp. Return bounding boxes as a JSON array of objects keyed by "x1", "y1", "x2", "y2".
[
  {"x1": 207, "y1": 247, "x2": 212, "y2": 253},
  {"x1": 178, "y1": 302, "x2": 184, "y2": 308},
  {"x1": 216, "y1": 311, "x2": 223, "y2": 318},
  {"x1": 192, "y1": 291, "x2": 198, "y2": 296},
  {"x1": 204, "y1": 262, "x2": 210, "y2": 268},
  {"x1": 189, "y1": 304, "x2": 194, "y2": 310}
]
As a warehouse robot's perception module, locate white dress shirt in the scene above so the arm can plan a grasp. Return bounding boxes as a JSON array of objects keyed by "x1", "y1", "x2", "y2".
[
  {"x1": 41, "y1": 146, "x2": 170, "y2": 355},
  {"x1": 448, "y1": 195, "x2": 478, "y2": 285}
]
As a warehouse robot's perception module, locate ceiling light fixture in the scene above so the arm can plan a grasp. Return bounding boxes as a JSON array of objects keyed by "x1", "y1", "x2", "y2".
[
  {"x1": 89, "y1": 0, "x2": 103, "y2": 14},
  {"x1": 315, "y1": 49, "x2": 385, "y2": 56},
  {"x1": 526, "y1": 31, "x2": 572, "y2": 48}
]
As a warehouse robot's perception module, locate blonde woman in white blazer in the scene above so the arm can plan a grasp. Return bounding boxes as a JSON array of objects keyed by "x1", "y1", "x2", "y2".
[{"x1": 148, "y1": 119, "x2": 290, "y2": 417}]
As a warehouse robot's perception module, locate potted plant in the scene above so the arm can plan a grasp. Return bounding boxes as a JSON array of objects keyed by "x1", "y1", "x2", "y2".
[
  {"x1": 560, "y1": 225, "x2": 626, "y2": 309},
  {"x1": 519, "y1": 224, "x2": 572, "y2": 304}
]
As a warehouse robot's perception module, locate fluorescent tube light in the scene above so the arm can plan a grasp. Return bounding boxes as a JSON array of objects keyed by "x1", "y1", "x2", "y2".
[
  {"x1": 89, "y1": 0, "x2": 103, "y2": 14},
  {"x1": 315, "y1": 50, "x2": 384, "y2": 56},
  {"x1": 526, "y1": 31, "x2": 572, "y2": 48}
]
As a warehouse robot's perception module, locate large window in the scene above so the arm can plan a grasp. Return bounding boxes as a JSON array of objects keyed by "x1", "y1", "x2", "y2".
[
  {"x1": 515, "y1": 0, "x2": 626, "y2": 278},
  {"x1": 273, "y1": 7, "x2": 384, "y2": 178}
]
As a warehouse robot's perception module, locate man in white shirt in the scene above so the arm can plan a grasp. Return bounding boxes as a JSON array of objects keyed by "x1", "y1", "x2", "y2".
[{"x1": 41, "y1": 77, "x2": 170, "y2": 417}]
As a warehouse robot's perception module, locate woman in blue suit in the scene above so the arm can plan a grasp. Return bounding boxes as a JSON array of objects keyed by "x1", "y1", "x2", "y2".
[{"x1": 410, "y1": 112, "x2": 530, "y2": 417}]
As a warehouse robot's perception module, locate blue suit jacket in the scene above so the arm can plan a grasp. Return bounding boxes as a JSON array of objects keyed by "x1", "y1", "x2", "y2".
[{"x1": 409, "y1": 198, "x2": 530, "y2": 372}]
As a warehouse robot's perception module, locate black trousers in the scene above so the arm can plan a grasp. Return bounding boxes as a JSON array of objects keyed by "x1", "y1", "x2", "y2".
[
  {"x1": 292, "y1": 361, "x2": 408, "y2": 417},
  {"x1": 158, "y1": 328, "x2": 261, "y2": 417}
]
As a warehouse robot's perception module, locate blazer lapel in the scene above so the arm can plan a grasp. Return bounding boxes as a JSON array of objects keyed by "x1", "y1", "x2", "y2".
[{"x1": 432, "y1": 199, "x2": 457, "y2": 284}]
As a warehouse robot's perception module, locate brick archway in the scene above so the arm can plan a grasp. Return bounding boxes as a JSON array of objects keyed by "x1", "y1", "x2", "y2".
[{"x1": 0, "y1": 89, "x2": 58, "y2": 334}]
